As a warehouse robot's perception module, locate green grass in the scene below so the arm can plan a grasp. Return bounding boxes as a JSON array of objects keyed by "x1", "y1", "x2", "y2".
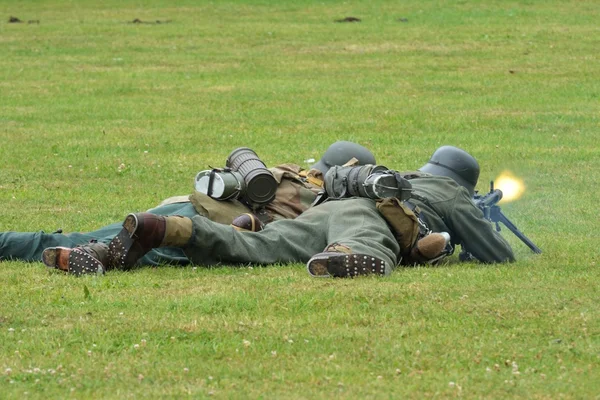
[{"x1": 1, "y1": 0, "x2": 598, "y2": 398}]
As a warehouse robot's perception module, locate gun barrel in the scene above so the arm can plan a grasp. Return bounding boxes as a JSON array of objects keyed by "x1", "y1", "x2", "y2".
[{"x1": 475, "y1": 189, "x2": 503, "y2": 208}]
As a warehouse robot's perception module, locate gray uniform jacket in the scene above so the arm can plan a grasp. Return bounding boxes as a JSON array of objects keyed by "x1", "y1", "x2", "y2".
[{"x1": 409, "y1": 175, "x2": 515, "y2": 263}]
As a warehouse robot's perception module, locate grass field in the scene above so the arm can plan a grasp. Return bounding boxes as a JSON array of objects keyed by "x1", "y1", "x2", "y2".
[{"x1": 1, "y1": 0, "x2": 598, "y2": 398}]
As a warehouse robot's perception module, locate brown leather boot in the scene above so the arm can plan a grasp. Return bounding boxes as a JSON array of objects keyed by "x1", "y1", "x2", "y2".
[
  {"x1": 108, "y1": 213, "x2": 167, "y2": 270},
  {"x1": 231, "y1": 213, "x2": 263, "y2": 232},
  {"x1": 307, "y1": 252, "x2": 388, "y2": 278},
  {"x1": 108, "y1": 213, "x2": 193, "y2": 270},
  {"x1": 42, "y1": 241, "x2": 109, "y2": 276},
  {"x1": 409, "y1": 232, "x2": 451, "y2": 265}
]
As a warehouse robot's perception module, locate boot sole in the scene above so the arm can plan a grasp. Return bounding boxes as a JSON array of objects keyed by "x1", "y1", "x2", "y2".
[
  {"x1": 42, "y1": 247, "x2": 69, "y2": 271},
  {"x1": 42, "y1": 247, "x2": 104, "y2": 276},
  {"x1": 108, "y1": 214, "x2": 139, "y2": 270},
  {"x1": 307, "y1": 252, "x2": 387, "y2": 278}
]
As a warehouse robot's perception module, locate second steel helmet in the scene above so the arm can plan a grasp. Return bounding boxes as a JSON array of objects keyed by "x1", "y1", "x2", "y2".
[
  {"x1": 311, "y1": 141, "x2": 376, "y2": 175},
  {"x1": 419, "y1": 146, "x2": 480, "y2": 195}
]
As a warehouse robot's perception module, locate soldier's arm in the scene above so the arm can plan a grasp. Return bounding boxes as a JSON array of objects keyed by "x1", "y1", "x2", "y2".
[{"x1": 448, "y1": 189, "x2": 515, "y2": 263}]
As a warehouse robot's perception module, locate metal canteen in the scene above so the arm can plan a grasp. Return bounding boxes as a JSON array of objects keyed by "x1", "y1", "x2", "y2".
[{"x1": 194, "y1": 169, "x2": 246, "y2": 201}]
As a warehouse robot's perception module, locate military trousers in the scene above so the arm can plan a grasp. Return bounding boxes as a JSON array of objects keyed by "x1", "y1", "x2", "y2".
[
  {"x1": 184, "y1": 197, "x2": 400, "y2": 273},
  {"x1": 0, "y1": 202, "x2": 197, "y2": 266}
]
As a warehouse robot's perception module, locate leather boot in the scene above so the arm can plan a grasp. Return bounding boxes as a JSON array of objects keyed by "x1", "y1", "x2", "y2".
[
  {"x1": 42, "y1": 241, "x2": 109, "y2": 276},
  {"x1": 307, "y1": 252, "x2": 388, "y2": 278},
  {"x1": 108, "y1": 213, "x2": 192, "y2": 270},
  {"x1": 231, "y1": 213, "x2": 263, "y2": 232},
  {"x1": 409, "y1": 232, "x2": 451, "y2": 265}
]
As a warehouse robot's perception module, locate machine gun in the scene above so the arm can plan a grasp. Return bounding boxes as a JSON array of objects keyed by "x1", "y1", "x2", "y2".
[{"x1": 473, "y1": 181, "x2": 542, "y2": 254}]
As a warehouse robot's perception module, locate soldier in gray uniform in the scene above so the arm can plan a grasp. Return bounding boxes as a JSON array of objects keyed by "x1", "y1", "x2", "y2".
[
  {"x1": 47, "y1": 146, "x2": 514, "y2": 277},
  {"x1": 408, "y1": 146, "x2": 514, "y2": 263}
]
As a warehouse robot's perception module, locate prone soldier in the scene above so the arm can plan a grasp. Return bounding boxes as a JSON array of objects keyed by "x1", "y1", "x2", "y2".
[
  {"x1": 42, "y1": 146, "x2": 517, "y2": 277},
  {"x1": 1, "y1": 141, "x2": 376, "y2": 268}
]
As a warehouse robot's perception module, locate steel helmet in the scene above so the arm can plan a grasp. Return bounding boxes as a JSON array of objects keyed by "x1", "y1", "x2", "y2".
[
  {"x1": 311, "y1": 141, "x2": 376, "y2": 175},
  {"x1": 419, "y1": 146, "x2": 480, "y2": 195}
]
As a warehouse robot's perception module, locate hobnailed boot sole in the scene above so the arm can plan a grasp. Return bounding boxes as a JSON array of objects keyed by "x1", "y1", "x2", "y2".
[
  {"x1": 108, "y1": 214, "x2": 140, "y2": 270},
  {"x1": 42, "y1": 247, "x2": 105, "y2": 276},
  {"x1": 307, "y1": 252, "x2": 387, "y2": 278}
]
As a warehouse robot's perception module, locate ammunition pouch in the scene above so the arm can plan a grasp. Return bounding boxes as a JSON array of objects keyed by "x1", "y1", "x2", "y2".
[
  {"x1": 377, "y1": 198, "x2": 454, "y2": 265},
  {"x1": 375, "y1": 198, "x2": 422, "y2": 257}
]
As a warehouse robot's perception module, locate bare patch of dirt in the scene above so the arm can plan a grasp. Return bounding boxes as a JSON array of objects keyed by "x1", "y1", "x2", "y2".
[
  {"x1": 8, "y1": 16, "x2": 39, "y2": 24},
  {"x1": 129, "y1": 18, "x2": 171, "y2": 24},
  {"x1": 335, "y1": 17, "x2": 361, "y2": 23}
]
